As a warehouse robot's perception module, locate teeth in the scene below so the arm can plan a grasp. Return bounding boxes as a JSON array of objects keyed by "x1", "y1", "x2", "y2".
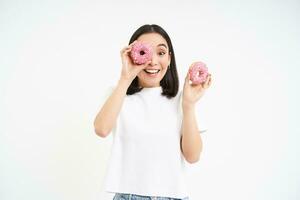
[{"x1": 144, "y1": 69, "x2": 160, "y2": 74}]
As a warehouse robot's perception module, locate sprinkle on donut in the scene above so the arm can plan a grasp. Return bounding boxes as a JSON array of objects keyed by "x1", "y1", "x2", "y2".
[
  {"x1": 130, "y1": 42, "x2": 153, "y2": 65},
  {"x1": 189, "y1": 61, "x2": 209, "y2": 84}
]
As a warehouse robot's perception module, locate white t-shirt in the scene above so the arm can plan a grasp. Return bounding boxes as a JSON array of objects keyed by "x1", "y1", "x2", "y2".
[{"x1": 101, "y1": 86, "x2": 207, "y2": 199}]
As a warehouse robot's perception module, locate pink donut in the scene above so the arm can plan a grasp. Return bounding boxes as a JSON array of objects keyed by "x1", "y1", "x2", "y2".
[
  {"x1": 189, "y1": 61, "x2": 209, "y2": 84},
  {"x1": 130, "y1": 42, "x2": 153, "y2": 65}
]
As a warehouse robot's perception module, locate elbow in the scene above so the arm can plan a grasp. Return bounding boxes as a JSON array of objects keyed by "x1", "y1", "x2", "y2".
[
  {"x1": 184, "y1": 150, "x2": 202, "y2": 164},
  {"x1": 95, "y1": 128, "x2": 108, "y2": 138},
  {"x1": 94, "y1": 127, "x2": 109, "y2": 138},
  {"x1": 185, "y1": 155, "x2": 200, "y2": 164},
  {"x1": 94, "y1": 117, "x2": 112, "y2": 137}
]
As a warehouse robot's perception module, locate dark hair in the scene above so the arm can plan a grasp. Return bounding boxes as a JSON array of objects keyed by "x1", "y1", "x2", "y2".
[{"x1": 126, "y1": 24, "x2": 179, "y2": 99}]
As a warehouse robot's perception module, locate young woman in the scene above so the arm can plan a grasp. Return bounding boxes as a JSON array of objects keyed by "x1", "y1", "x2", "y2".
[{"x1": 94, "y1": 24, "x2": 212, "y2": 200}]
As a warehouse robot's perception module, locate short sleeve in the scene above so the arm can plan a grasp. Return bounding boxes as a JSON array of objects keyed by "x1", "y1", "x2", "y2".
[{"x1": 178, "y1": 91, "x2": 208, "y2": 134}]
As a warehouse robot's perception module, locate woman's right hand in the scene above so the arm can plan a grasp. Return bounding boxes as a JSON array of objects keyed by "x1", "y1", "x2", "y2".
[{"x1": 119, "y1": 41, "x2": 151, "y2": 83}]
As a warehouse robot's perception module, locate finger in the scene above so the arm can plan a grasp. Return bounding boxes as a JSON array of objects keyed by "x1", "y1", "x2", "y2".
[
  {"x1": 129, "y1": 40, "x2": 138, "y2": 47},
  {"x1": 121, "y1": 48, "x2": 132, "y2": 58},
  {"x1": 203, "y1": 74, "x2": 211, "y2": 89},
  {"x1": 185, "y1": 72, "x2": 190, "y2": 81},
  {"x1": 184, "y1": 72, "x2": 191, "y2": 87},
  {"x1": 195, "y1": 82, "x2": 204, "y2": 89},
  {"x1": 121, "y1": 41, "x2": 136, "y2": 52},
  {"x1": 124, "y1": 48, "x2": 131, "y2": 53},
  {"x1": 205, "y1": 74, "x2": 210, "y2": 84},
  {"x1": 120, "y1": 47, "x2": 127, "y2": 54},
  {"x1": 120, "y1": 46, "x2": 131, "y2": 55},
  {"x1": 207, "y1": 75, "x2": 212, "y2": 87}
]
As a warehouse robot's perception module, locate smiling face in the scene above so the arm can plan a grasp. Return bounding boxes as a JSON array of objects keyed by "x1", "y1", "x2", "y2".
[{"x1": 136, "y1": 33, "x2": 171, "y2": 88}]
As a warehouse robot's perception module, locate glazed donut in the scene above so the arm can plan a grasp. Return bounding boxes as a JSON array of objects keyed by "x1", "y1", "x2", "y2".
[
  {"x1": 189, "y1": 61, "x2": 209, "y2": 84},
  {"x1": 130, "y1": 42, "x2": 153, "y2": 65}
]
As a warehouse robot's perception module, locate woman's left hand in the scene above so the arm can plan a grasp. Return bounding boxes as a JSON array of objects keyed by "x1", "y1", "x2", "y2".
[{"x1": 182, "y1": 66, "x2": 212, "y2": 108}]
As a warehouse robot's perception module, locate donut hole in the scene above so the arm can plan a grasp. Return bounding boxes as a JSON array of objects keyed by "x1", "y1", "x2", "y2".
[
  {"x1": 197, "y1": 71, "x2": 203, "y2": 77},
  {"x1": 139, "y1": 50, "x2": 145, "y2": 55}
]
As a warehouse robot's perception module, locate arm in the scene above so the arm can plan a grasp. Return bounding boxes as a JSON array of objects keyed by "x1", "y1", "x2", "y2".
[
  {"x1": 93, "y1": 41, "x2": 150, "y2": 138},
  {"x1": 93, "y1": 78, "x2": 131, "y2": 137},
  {"x1": 181, "y1": 64, "x2": 212, "y2": 163},
  {"x1": 180, "y1": 104, "x2": 203, "y2": 164}
]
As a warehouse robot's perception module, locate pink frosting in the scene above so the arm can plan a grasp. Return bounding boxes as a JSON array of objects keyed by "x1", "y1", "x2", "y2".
[
  {"x1": 189, "y1": 61, "x2": 208, "y2": 84},
  {"x1": 130, "y1": 42, "x2": 153, "y2": 65}
]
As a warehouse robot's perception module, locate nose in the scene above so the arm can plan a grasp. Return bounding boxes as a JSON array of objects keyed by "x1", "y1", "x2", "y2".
[{"x1": 149, "y1": 54, "x2": 158, "y2": 66}]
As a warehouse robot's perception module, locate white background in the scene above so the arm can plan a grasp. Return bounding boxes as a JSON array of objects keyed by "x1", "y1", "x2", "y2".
[{"x1": 1, "y1": 0, "x2": 299, "y2": 199}]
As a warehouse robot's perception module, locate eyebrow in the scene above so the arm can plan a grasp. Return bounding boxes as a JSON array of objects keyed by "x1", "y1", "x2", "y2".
[{"x1": 157, "y1": 43, "x2": 168, "y2": 49}]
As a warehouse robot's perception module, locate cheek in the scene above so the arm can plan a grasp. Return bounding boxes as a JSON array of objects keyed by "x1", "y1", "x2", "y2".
[
  {"x1": 160, "y1": 57, "x2": 170, "y2": 68},
  {"x1": 137, "y1": 71, "x2": 144, "y2": 78}
]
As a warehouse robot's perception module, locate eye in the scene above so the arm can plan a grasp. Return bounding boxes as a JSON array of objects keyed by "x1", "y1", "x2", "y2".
[{"x1": 158, "y1": 51, "x2": 166, "y2": 56}]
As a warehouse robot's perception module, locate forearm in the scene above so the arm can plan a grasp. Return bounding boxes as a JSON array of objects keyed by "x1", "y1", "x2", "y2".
[
  {"x1": 94, "y1": 78, "x2": 131, "y2": 137},
  {"x1": 181, "y1": 104, "x2": 203, "y2": 163}
]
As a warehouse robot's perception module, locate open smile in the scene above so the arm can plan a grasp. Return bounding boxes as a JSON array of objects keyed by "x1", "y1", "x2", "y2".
[{"x1": 143, "y1": 69, "x2": 160, "y2": 74}]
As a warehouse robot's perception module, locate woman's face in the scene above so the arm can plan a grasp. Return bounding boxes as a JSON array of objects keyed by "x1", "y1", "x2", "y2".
[{"x1": 136, "y1": 33, "x2": 171, "y2": 88}]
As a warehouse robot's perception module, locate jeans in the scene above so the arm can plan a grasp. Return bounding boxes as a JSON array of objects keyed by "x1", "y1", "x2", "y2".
[{"x1": 113, "y1": 193, "x2": 189, "y2": 200}]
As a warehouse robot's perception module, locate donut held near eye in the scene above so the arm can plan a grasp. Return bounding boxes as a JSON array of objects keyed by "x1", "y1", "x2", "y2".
[
  {"x1": 130, "y1": 41, "x2": 153, "y2": 65},
  {"x1": 189, "y1": 61, "x2": 209, "y2": 85}
]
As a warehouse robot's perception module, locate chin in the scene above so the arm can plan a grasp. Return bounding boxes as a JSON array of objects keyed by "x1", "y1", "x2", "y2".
[
  {"x1": 138, "y1": 72, "x2": 166, "y2": 87},
  {"x1": 144, "y1": 82, "x2": 160, "y2": 87}
]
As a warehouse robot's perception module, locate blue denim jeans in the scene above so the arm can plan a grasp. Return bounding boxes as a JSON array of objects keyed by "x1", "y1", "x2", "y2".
[{"x1": 113, "y1": 193, "x2": 189, "y2": 200}]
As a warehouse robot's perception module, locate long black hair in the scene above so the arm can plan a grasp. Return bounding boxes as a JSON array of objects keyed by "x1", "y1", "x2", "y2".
[{"x1": 126, "y1": 24, "x2": 179, "y2": 99}]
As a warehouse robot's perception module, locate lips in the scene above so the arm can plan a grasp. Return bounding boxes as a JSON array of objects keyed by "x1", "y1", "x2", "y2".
[{"x1": 144, "y1": 69, "x2": 160, "y2": 74}]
